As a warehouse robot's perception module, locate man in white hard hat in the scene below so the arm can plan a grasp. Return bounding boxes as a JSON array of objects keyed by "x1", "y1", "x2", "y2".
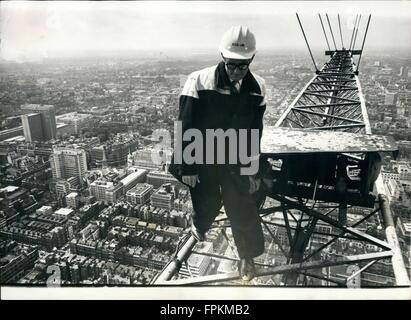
[{"x1": 169, "y1": 26, "x2": 267, "y2": 281}]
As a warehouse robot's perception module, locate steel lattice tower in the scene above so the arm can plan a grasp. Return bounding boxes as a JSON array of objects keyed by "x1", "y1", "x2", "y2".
[{"x1": 276, "y1": 50, "x2": 370, "y2": 133}]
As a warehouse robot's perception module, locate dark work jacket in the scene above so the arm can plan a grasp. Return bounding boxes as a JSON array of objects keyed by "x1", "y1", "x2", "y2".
[{"x1": 168, "y1": 61, "x2": 267, "y2": 182}]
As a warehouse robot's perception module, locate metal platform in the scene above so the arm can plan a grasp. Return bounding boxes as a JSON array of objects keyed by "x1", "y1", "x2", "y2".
[{"x1": 261, "y1": 126, "x2": 398, "y2": 155}]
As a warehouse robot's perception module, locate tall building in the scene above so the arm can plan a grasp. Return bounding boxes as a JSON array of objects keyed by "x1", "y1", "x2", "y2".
[
  {"x1": 146, "y1": 170, "x2": 181, "y2": 189},
  {"x1": 105, "y1": 184, "x2": 123, "y2": 204},
  {"x1": 56, "y1": 112, "x2": 93, "y2": 135},
  {"x1": 126, "y1": 183, "x2": 153, "y2": 205},
  {"x1": 50, "y1": 147, "x2": 88, "y2": 182},
  {"x1": 179, "y1": 242, "x2": 213, "y2": 278},
  {"x1": 66, "y1": 192, "x2": 80, "y2": 209},
  {"x1": 55, "y1": 177, "x2": 79, "y2": 196},
  {"x1": 21, "y1": 113, "x2": 43, "y2": 142},
  {"x1": 399, "y1": 66, "x2": 409, "y2": 79},
  {"x1": 89, "y1": 180, "x2": 124, "y2": 204},
  {"x1": 88, "y1": 170, "x2": 146, "y2": 205},
  {"x1": 150, "y1": 184, "x2": 174, "y2": 209},
  {"x1": 129, "y1": 148, "x2": 172, "y2": 170},
  {"x1": 0, "y1": 241, "x2": 39, "y2": 284},
  {"x1": 120, "y1": 169, "x2": 148, "y2": 193},
  {"x1": 90, "y1": 136, "x2": 139, "y2": 168},
  {"x1": 36, "y1": 206, "x2": 53, "y2": 215},
  {"x1": 384, "y1": 91, "x2": 398, "y2": 106},
  {"x1": 21, "y1": 104, "x2": 57, "y2": 141},
  {"x1": 54, "y1": 207, "x2": 74, "y2": 219}
]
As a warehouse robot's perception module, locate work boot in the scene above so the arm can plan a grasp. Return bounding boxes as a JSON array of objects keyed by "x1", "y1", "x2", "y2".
[
  {"x1": 191, "y1": 225, "x2": 205, "y2": 242},
  {"x1": 239, "y1": 258, "x2": 255, "y2": 281}
]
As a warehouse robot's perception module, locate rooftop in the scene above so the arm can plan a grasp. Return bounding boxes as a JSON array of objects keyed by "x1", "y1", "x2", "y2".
[
  {"x1": 66, "y1": 192, "x2": 79, "y2": 198},
  {"x1": 120, "y1": 169, "x2": 148, "y2": 186},
  {"x1": 54, "y1": 208, "x2": 74, "y2": 216},
  {"x1": 21, "y1": 104, "x2": 55, "y2": 111},
  {"x1": 127, "y1": 183, "x2": 152, "y2": 194},
  {"x1": 90, "y1": 180, "x2": 114, "y2": 187},
  {"x1": 56, "y1": 112, "x2": 92, "y2": 121},
  {"x1": 0, "y1": 185, "x2": 20, "y2": 193},
  {"x1": 403, "y1": 223, "x2": 411, "y2": 234},
  {"x1": 37, "y1": 205, "x2": 52, "y2": 212},
  {"x1": 3, "y1": 135, "x2": 25, "y2": 142}
]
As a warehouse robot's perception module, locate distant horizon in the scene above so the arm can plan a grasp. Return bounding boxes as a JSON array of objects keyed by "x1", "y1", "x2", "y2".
[
  {"x1": 1, "y1": 1, "x2": 410, "y2": 63},
  {"x1": 0, "y1": 46, "x2": 409, "y2": 64}
]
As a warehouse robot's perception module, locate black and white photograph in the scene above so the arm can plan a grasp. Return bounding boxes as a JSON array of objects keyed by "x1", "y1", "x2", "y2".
[{"x1": 0, "y1": 0, "x2": 410, "y2": 302}]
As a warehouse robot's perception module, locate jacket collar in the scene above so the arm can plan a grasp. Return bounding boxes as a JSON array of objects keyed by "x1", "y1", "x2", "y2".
[{"x1": 215, "y1": 61, "x2": 261, "y2": 95}]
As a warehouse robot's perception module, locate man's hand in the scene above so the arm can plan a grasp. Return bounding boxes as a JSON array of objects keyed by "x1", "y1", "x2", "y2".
[
  {"x1": 182, "y1": 175, "x2": 200, "y2": 188},
  {"x1": 248, "y1": 175, "x2": 261, "y2": 194}
]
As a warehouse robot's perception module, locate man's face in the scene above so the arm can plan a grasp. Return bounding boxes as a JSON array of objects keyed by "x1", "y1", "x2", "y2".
[{"x1": 223, "y1": 56, "x2": 253, "y2": 82}]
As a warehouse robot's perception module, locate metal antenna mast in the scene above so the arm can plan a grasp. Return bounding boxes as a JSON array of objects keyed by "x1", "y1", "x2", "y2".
[
  {"x1": 326, "y1": 13, "x2": 338, "y2": 50},
  {"x1": 349, "y1": 14, "x2": 359, "y2": 51},
  {"x1": 338, "y1": 14, "x2": 345, "y2": 48},
  {"x1": 356, "y1": 14, "x2": 372, "y2": 73},
  {"x1": 352, "y1": 14, "x2": 362, "y2": 50},
  {"x1": 296, "y1": 13, "x2": 318, "y2": 73},
  {"x1": 319, "y1": 13, "x2": 331, "y2": 51}
]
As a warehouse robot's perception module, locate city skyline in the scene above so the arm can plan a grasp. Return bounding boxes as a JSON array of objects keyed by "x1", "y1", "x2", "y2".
[
  {"x1": 0, "y1": 2, "x2": 410, "y2": 291},
  {"x1": 1, "y1": 1, "x2": 411, "y2": 62},
  {"x1": 0, "y1": 49, "x2": 410, "y2": 289}
]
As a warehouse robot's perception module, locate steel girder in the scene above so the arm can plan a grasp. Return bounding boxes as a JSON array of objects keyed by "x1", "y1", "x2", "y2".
[
  {"x1": 275, "y1": 51, "x2": 370, "y2": 134},
  {"x1": 271, "y1": 50, "x2": 408, "y2": 286}
]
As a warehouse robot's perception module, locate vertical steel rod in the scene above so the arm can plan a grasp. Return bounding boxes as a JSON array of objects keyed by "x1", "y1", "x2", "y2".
[
  {"x1": 326, "y1": 13, "x2": 338, "y2": 50},
  {"x1": 296, "y1": 13, "x2": 319, "y2": 72},
  {"x1": 319, "y1": 13, "x2": 331, "y2": 51},
  {"x1": 338, "y1": 14, "x2": 345, "y2": 48}
]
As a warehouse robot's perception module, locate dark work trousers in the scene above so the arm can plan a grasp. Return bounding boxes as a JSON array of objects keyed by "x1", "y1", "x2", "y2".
[{"x1": 189, "y1": 164, "x2": 265, "y2": 259}]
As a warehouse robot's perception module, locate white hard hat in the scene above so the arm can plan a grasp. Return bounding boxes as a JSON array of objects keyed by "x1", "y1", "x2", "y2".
[{"x1": 219, "y1": 25, "x2": 257, "y2": 60}]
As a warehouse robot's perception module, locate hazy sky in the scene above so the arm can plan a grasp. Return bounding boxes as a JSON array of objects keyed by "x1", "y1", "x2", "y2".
[{"x1": 1, "y1": 1, "x2": 411, "y2": 61}]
